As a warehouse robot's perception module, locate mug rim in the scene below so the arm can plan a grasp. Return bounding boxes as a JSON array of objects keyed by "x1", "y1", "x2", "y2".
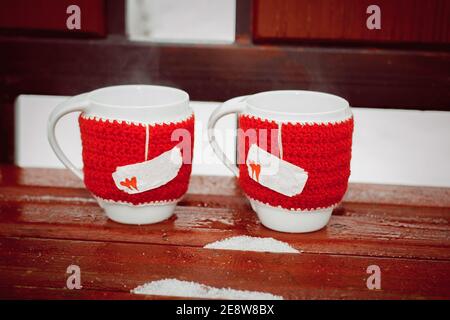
[
  {"x1": 246, "y1": 90, "x2": 350, "y2": 116},
  {"x1": 88, "y1": 84, "x2": 189, "y2": 109}
]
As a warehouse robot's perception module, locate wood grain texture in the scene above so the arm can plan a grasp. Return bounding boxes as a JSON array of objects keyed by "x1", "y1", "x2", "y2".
[
  {"x1": 1, "y1": 166, "x2": 449, "y2": 207},
  {"x1": 0, "y1": 166, "x2": 449, "y2": 299},
  {"x1": 1, "y1": 237, "x2": 449, "y2": 300},
  {"x1": 0, "y1": 36, "x2": 448, "y2": 111},
  {"x1": 253, "y1": 0, "x2": 450, "y2": 44},
  {"x1": 0, "y1": 0, "x2": 106, "y2": 37}
]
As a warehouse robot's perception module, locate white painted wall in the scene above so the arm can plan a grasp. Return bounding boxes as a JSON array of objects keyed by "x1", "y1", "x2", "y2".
[
  {"x1": 15, "y1": 95, "x2": 450, "y2": 187},
  {"x1": 126, "y1": 0, "x2": 236, "y2": 43}
]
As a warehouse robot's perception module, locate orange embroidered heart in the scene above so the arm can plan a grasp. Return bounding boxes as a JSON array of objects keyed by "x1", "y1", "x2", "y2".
[
  {"x1": 249, "y1": 162, "x2": 261, "y2": 182},
  {"x1": 120, "y1": 176, "x2": 138, "y2": 191}
]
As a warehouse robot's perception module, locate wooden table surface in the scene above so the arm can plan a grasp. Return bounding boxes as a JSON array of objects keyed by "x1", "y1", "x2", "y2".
[{"x1": 0, "y1": 166, "x2": 449, "y2": 300}]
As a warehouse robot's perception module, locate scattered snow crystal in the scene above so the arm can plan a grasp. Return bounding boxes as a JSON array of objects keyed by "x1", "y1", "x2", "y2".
[
  {"x1": 204, "y1": 235, "x2": 300, "y2": 253},
  {"x1": 131, "y1": 278, "x2": 283, "y2": 300}
]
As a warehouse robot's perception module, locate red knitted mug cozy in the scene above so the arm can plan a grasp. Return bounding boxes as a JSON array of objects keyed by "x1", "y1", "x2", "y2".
[
  {"x1": 79, "y1": 113, "x2": 195, "y2": 205},
  {"x1": 238, "y1": 115, "x2": 354, "y2": 210}
]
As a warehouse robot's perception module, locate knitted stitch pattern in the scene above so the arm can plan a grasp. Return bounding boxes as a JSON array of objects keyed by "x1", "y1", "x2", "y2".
[
  {"x1": 238, "y1": 115, "x2": 353, "y2": 210},
  {"x1": 79, "y1": 114, "x2": 194, "y2": 205}
]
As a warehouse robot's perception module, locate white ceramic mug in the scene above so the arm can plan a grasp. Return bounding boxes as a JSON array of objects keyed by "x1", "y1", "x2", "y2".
[
  {"x1": 208, "y1": 90, "x2": 353, "y2": 233},
  {"x1": 48, "y1": 85, "x2": 194, "y2": 225}
]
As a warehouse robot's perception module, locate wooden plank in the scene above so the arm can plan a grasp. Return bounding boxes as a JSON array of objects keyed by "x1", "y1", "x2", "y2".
[
  {"x1": 0, "y1": 286, "x2": 151, "y2": 300},
  {"x1": 0, "y1": 167, "x2": 449, "y2": 299},
  {"x1": 0, "y1": 200, "x2": 448, "y2": 260},
  {"x1": 0, "y1": 0, "x2": 106, "y2": 37},
  {"x1": 1, "y1": 166, "x2": 449, "y2": 208},
  {"x1": 253, "y1": 0, "x2": 450, "y2": 44},
  {"x1": 0, "y1": 237, "x2": 449, "y2": 299},
  {"x1": 235, "y1": 0, "x2": 252, "y2": 42},
  {"x1": 0, "y1": 167, "x2": 449, "y2": 260},
  {"x1": 0, "y1": 36, "x2": 448, "y2": 110}
]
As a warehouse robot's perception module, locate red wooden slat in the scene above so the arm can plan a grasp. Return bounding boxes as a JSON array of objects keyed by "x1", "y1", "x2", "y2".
[
  {"x1": 253, "y1": 0, "x2": 450, "y2": 44},
  {"x1": 1, "y1": 166, "x2": 449, "y2": 208},
  {"x1": 0, "y1": 167, "x2": 449, "y2": 260},
  {"x1": 0, "y1": 167, "x2": 449, "y2": 299},
  {"x1": 0, "y1": 0, "x2": 106, "y2": 37},
  {"x1": 0, "y1": 201, "x2": 448, "y2": 260},
  {"x1": 0, "y1": 237, "x2": 449, "y2": 299},
  {"x1": 0, "y1": 286, "x2": 153, "y2": 300}
]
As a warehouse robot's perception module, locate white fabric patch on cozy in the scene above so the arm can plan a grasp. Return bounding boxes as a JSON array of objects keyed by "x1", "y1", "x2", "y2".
[
  {"x1": 204, "y1": 235, "x2": 300, "y2": 254},
  {"x1": 131, "y1": 278, "x2": 284, "y2": 300},
  {"x1": 112, "y1": 146, "x2": 182, "y2": 194},
  {"x1": 246, "y1": 144, "x2": 308, "y2": 197}
]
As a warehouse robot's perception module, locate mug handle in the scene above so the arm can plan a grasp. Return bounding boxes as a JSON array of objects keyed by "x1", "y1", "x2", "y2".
[
  {"x1": 208, "y1": 96, "x2": 248, "y2": 177},
  {"x1": 47, "y1": 93, "x2": 89, "y2": 180}
]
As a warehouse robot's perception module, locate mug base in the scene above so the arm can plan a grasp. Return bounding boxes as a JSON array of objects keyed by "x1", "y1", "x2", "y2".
[
  {"x1": 249, "y1": 198, "x2": 333, "y2": 233},
  {"x1": 97, "y1": 199, "x2": 177, "y2": 225}
]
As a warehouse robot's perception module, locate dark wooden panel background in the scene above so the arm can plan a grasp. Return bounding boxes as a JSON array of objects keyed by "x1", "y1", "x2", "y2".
[{"x1": 253, "y1": 0, "x2": 450, "y2": 44}]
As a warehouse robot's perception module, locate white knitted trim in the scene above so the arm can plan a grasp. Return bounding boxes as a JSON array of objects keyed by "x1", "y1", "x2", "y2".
[
  {"x1": 80, "y1": 112, "x2": 194, "y2": 127},
  {"x1": 94, "y1": 195, "x2": 181, "y2": 207},
  {"x1": 246, "y1": 194, "x2": 337, "y2": 213},
  {"x1": 240, "y1": 113, "x2": 353, "y2": 125}
]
